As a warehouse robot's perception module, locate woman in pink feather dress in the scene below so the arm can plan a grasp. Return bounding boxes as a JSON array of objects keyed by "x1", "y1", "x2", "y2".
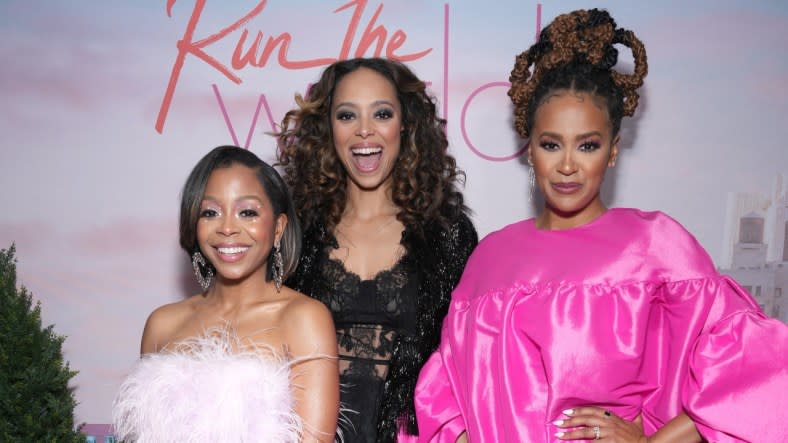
[{"x1": 113, "y1": 146, "x2": 339, "y2": 443}]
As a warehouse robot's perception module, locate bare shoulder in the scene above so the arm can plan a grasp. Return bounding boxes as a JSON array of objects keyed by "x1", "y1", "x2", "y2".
[
  {"x1": 280, "y1": 288, "x2": 334, "y2": 333},
  {"x1": 140, "y1": 296, "x2": 199, "y2": 355},
  {"x1": 279, "y1": 288, "x2": 337, "y2": 358}
]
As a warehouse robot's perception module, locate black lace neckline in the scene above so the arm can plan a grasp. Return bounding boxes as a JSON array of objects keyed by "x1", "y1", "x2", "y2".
[
  {"x1": 324, "y1": 227, "x2": 408, "y2": 282},
  {"x1": 324, "y1": 252, "x2": 407, "y2": 284}
]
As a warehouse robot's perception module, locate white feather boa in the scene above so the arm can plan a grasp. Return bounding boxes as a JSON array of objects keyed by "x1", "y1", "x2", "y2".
[{"x1": 112, "y1": 328, "x2": 302, "y2": 443}]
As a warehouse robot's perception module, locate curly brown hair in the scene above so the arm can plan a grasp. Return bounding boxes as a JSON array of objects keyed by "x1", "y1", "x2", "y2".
[
  {"x1": 508, "y1": 8, "x2": 648, "y2": 138},
  {"x1": 276, "y1": 58, "x2": 468, "y2": 236}
]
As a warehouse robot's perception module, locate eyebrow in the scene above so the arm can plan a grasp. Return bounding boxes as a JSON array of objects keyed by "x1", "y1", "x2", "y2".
[
  {"x1": 538, "y1": 130, "x2": 604, "y2": 140},
  {"x1": 201, "y1": 195, "x2": 265, "y2": 204},
  {"x1": 333, "y1": 100, "x2": 396, "y2": 109}
]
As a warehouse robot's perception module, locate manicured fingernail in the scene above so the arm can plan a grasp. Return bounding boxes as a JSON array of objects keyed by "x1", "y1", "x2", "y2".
[
  {"x1": 552, "y1": 419, "x2": 565, "y2": 426},
  {"x1": 562, "y1": 408, "x2": 574, "y2": 416},
  {"x1": 555, "y1": 431, "x2": 566, "y2": 438}
]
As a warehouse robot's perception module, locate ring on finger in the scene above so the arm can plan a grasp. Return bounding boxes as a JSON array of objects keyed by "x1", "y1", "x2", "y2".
[{"x1": 593, "y1": 425, "x2": 601, "y2": 440}]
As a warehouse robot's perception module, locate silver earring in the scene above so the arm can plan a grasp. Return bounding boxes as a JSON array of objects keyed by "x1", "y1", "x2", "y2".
[
  {"x1": 528, "y1": 162, "x2": 535, "y2": 202},
  {"x1": 273, "y1": 243, "x2": 284, "y2": 292},
  {"x1": 191, "y1": 251, "x2": 213, "y2": 291}
]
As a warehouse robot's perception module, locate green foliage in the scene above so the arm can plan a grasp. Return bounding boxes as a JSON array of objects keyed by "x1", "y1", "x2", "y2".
[{"x1": 0, "y1": 245, "x2": 84, "y2": 442}]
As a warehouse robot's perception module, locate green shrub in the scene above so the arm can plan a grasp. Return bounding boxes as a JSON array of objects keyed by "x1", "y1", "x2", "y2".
[{"x1": 0, "y1": 245, "x2": 84, "y2": 442}]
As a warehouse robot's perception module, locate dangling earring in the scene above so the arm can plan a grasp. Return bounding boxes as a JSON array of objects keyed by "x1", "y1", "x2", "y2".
[
  {"x1": 528, "y1": 160, "x2": 536, "y2": 202},
  {"x1": 272, "y1": 243, "x2": 284, "y2": 292},
  {"x1": 191, "y1": 251, "x2": 213, "y2": 291}
]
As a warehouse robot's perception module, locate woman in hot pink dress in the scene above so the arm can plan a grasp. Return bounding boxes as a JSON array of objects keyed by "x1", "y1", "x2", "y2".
[{"x1": 414, "y1": 8, "x2": 788, "y2": 443}]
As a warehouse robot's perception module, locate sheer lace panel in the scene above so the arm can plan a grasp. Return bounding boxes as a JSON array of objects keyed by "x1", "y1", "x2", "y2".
[{"x1": 319, "y1": 255, "x2": 419, "y2": 442}]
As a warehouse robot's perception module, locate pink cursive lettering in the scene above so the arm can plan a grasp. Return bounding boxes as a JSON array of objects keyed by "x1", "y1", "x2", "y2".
[{"x1": 157, "y1": 0, "x2": 432, "y2": 133}]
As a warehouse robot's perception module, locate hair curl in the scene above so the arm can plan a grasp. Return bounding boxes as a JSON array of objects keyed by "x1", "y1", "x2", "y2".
[
  {"x1": 180, "y1": 145, "x2": 302, "y2": 285},
  {"x1": 508, "y1": 8, "x2": 648, "y2": 138},
  {"x1": 276, "y1": 58, "x2": 468, "y2": 236}
]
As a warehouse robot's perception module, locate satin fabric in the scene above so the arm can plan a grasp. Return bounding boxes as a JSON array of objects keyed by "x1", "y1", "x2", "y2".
[{"x1": 415, "y1": 208, "x2": 788, "y2": 442}]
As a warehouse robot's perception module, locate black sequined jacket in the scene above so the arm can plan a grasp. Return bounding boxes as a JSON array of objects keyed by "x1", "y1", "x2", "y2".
[{"x1": 286, "y1": 212, "x2": 478, "y2": 442}]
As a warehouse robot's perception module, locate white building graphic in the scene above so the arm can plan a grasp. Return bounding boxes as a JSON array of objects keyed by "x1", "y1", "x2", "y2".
[{"x1": 719, "y1": 174, "x2": 788, "y2": 322}]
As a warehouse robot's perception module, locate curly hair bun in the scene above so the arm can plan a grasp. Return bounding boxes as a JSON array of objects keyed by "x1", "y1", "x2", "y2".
[{"x1": 508, "y1": 8, "x2": 648, "y2": 138}]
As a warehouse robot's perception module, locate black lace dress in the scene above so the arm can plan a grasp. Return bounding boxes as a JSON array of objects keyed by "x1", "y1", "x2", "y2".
[
  {"x1": 322, "y1": 256, "x2": 419, "y2": 441},
  {"x1": 287, "y1": 214, "x2": 478, "y2": 442}
]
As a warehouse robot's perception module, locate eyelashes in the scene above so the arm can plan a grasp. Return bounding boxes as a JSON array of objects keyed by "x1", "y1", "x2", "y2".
[
  {"x1": 539, "y1": 141, "x2": 559, "y2": 151},
  {"x1": 374, "y1": 109, "x2": 394, "y2": 119},
  {"x1": 579, "y1": 141, "x2": 601, "y2": 152},
  {"x1": 198, "y1": 208, "x2": 260, "y2": 218},
  {"x1": 538, "y1": 140, "x2": 602, "y2": 152},
  {"x1": 336, "y1": 111, "x2": 354, "y2": 121},
  {"x1": 334, "y1": 108, "x2": 396, "y2": 121}
]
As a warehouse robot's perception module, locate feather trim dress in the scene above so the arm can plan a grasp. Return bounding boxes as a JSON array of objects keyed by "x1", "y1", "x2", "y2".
[{"x1": 112, "y1": 329, "x2": 302, "y2": 443}]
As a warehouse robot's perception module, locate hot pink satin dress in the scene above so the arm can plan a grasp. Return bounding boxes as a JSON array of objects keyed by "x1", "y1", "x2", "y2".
[{"x1": 415, "y1": 208, "x2": 787, "y2": 442}]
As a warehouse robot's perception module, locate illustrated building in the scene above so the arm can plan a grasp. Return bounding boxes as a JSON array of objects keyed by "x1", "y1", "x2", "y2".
[
  {"x1": 719, "y1": 174, "x2": 788, "y2": 322},
  {"x1": 81, "y1": 424, "x2": 116, "y2": 443}
]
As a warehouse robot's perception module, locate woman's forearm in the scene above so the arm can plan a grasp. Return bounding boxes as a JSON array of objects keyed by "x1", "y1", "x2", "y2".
[{"x1": 646, "y1": 413, "x2": 702, "y2": 443}]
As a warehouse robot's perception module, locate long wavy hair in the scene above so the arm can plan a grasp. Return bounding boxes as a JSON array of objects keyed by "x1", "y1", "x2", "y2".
[
  {"x1": 277, "y1": 57, "x2": 468, "y2": 237},
  {"x1": 508, "y1": 8, "x2": 648, "y2": 138}
]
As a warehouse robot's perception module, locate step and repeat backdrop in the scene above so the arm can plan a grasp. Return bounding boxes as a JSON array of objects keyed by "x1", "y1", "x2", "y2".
[{"x1": 1, "y1": 0, "x2": 786, "y2": 426}]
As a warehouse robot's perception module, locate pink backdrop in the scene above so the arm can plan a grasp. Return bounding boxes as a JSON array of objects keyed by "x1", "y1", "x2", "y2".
[{"x1": 1, "y1": 0, "x2": 786, "y2": 426}]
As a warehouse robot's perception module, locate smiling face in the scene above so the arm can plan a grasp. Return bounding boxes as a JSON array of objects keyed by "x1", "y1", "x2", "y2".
[
  {"x1": 196, "y1": 163, "x2": 286, "y2": 285},
  {"x1": 529, "y1": 90, "x2": 619, "y2": 229},
  {"x1": 331, "y1": 67, "x2": 403, "y2": 193}
]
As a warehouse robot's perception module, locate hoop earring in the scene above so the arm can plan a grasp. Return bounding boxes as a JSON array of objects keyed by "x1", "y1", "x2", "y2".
[
  {"x1": 528, "y1": 162, "x2": 536, "y2": 202},
  {"x1": 272, "y1": 243, "x2": 284, "y2": 292},
  {"x1": 191, "y1": 251, "x2": 213, "y2": 291}
]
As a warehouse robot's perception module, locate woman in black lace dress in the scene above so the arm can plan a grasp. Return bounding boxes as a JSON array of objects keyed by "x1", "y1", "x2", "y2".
[{"x1": 277, "y1": 58, "x2": 477, "y2": 443}]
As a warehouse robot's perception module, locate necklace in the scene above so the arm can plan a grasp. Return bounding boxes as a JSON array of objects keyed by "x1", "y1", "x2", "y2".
[
  {"x1": 335, "y1": 214, "x2": 399, "y2": 249},
  {"x1": 332, "y1": 215, "x2": 405, "y2": 279}
]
